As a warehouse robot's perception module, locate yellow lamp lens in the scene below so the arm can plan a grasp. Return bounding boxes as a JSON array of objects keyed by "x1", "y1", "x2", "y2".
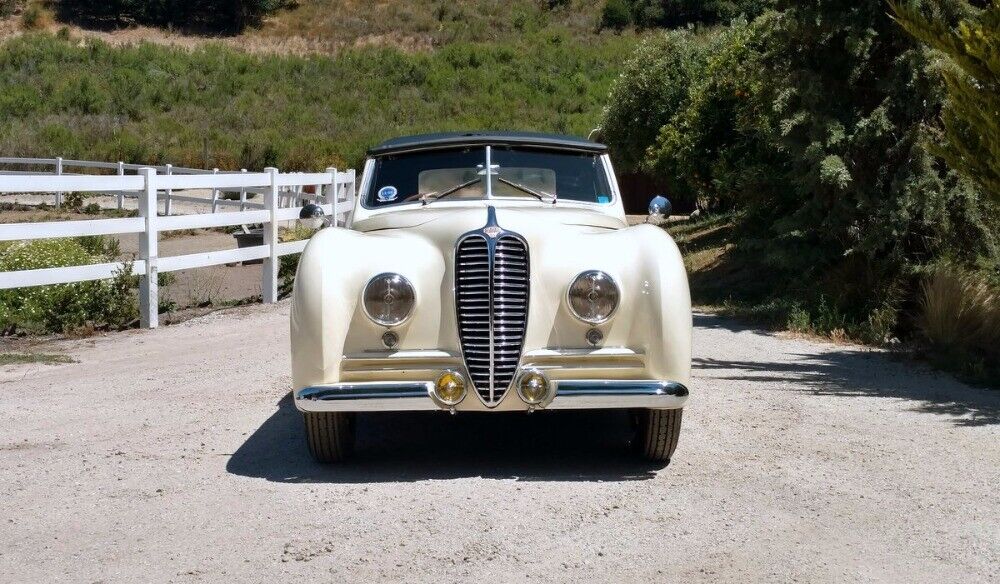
[
  {"x1": 518, "y1": 372, "x2": 549, "y2": 404},
  {"x1": 435, "y1": 372, "x2": 466, "y2": 405}
]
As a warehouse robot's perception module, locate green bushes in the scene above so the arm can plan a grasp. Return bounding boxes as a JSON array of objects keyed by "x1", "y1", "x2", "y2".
[
  {"x1": 600, "y1": 0, "x2": 771, "y2": 29},
  {"x1": 607, "y1": 0, "x2": 999, "y2": 364},
  {"x1": 56, "y1": 0, "x2": 288, "y2": 32},
  {"x1": 0, "y1": 237, "x2": 137, "y2": 334}
]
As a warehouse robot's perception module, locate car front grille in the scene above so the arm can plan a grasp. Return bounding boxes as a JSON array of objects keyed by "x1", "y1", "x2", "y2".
[{"x1": 455, "y1": 233, "x2": 529, "y2": 406}]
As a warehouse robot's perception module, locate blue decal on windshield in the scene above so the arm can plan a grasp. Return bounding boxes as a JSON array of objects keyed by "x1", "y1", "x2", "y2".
[
  {"x1": 597, "y1": 195, "x2": 610, "y2": 204},
  {"x1": 377, "y1": 185, "x2": 398, "y2": 202}
]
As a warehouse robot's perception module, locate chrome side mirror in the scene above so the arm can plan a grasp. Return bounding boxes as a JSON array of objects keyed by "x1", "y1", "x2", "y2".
[
  {"x1": 647, "y1": 195, "x2": 671, "y2": 224},
  {"x1": 299, "y1": 203, "x2": 331, "y2": 229}
]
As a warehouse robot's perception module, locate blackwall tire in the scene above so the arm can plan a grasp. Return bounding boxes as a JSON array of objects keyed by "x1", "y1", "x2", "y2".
[
  {"x1": 303, "y1": 412, "x2": 355, "y2": 463},
  {"x1": 635, "y1": 408, "x2": 683, "y2": 463}
]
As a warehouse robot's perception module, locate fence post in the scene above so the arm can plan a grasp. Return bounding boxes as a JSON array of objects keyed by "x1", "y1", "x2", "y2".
[
  {"x1": 210, "y1": 168, "x2": 219, "y2": 213},
  {"x1": 164, "y1": 163, "x2": 173, "y2": 216},
  {"x1": 55, "y1": 156, "x2": 63, "y2": 208},
  {"x1": 262, "y1": 167, "x2": 279, "y2": 304},
  {"x1": 239, "y1": 168, "x2": 247, "y2": 211},
  {"x1": 325, "y1": 166, "x2": 338, "y2": 225},
  {"x1": 138, "y1": 168, "x2": 159, "y2": 329},
  {"x1": 116, "y1": 161, "x2": 125, "y2": 210}
]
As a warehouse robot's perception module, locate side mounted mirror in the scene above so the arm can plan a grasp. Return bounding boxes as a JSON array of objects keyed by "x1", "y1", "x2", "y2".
[
  {"x1": 647, "y1": 195, "x2": 672, "y2": 223},
  {"x1": 299, "y1": 203, "x2": 330, "y2": 230}
]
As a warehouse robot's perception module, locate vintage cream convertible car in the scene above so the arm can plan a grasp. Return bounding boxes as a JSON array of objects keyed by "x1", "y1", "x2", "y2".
[{"x1": 291, "y1": 132, "x2": 691, "y2": 463}]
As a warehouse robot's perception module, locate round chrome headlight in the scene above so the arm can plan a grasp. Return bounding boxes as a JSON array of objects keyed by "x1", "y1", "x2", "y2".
[
  {"x1": 567, "y1": 270, "x2": 620, "y2": 324},
  {"x1": 362, "y1": 273, "x2": 415, "y2": 327}
]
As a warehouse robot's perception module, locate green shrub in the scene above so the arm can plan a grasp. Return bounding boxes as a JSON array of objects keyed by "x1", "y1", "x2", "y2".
[
  {"x1": 56, "y1": 0, "x2": 288, "y2": 32},
  {"x1": 608, "y1": 0, "x2": 999, "y2": 349},
  {"x1": 0, "y1": 0, "x2": 20, "y2": 18},
  {"x1": 0, "y1": 237, "x2": 137, "y2": 334},
  {"x1": 601, "y1": 0, "x2": 632, "y2": 30}
]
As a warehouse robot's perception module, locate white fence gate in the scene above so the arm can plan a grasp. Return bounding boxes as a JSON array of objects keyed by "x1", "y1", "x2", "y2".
[{"x1": 0, "y1": 162, "x2": 356, "y2": 329}]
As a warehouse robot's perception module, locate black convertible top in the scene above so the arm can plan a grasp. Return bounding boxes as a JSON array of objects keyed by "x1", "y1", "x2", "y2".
[{"x1": 367, "y1": 131, "x2": 608, "y2": 156}]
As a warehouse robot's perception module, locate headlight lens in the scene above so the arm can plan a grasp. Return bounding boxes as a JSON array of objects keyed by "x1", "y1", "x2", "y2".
[
  {"x1": 362, "y1": 273, "x2": 415, "y2": 327},
  {"x1": 567, "y1": 270, "x2": 620, "y2": 324}
]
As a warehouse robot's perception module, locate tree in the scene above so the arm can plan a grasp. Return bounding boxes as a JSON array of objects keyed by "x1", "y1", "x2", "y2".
[{"x1": 890, "y1": 0, "x2": 1000, "y2": 203}]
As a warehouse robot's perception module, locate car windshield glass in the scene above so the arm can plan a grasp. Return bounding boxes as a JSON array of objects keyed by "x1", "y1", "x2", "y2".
[
  {"x1": 366, "y1": 147, "x2": 486, "y2": 207},
  {"x1": 364, "y1": 145, "x2": 612, "y2": 207}
]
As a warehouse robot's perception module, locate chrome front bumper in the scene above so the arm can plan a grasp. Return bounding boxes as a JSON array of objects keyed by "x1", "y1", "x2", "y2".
[{"x1": 294, "y1": 380, "x2": 689, "y2": 413}]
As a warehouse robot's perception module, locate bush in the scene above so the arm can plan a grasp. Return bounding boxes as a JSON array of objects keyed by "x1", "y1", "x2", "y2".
[
  {"x1": 1, "y1": 0, "x2": 21, "y2": 18},
  {"x1": 0, "y1": 236, "x2": 137, "y2": 334},
  {"x1": 20, "y1": 2, "x2": 52, "y2": 30},
  {"x1": 600, "y1": 0, "x2": 772, "y2": 29},
  {"x1": 600, "y1": 0, "x2": 632, "y2": 30},
  {"x1": 56, "y1": 0, "x2": 288, "y2": 32},
  {"x1": 919, "y1": 264, "x2": 1000, "y2": 355},
  {"x1": 601, "y1": 29, "x2": 709, "y2": 173}
]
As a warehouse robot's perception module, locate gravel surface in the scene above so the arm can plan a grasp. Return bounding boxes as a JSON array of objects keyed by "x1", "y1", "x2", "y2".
[{"x1": 1, "y1": 302, "x2": 997, "y2": 583}]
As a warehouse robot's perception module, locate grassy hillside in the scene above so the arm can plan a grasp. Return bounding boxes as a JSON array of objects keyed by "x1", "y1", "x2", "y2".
[{"x1": 0, "y1": 27, "x2": 633, "y2": 170}]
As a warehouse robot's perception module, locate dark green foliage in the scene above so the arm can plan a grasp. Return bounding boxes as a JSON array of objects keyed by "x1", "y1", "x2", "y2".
[
  {"x1": 601, "y1": 0, "x2": 633, "y2": 30},
  {"x1": 0, "y1": 0, "x2": 20, "y2": 18},
  {"x1": 600, "y1": 0, "x2": 771, "y2": 29},
  {"x1": 891, "y1": 0, "x2": 1000, "y2": 203},
  {"x1": 0, "y1": 31, "x2": 632, "y2": 171},
  {"x1": 57, "y1": 0, "x2": 288, "y2": 32},
  {"x1": 605, "y1": 0, "x2": 998, "y2": 344}
]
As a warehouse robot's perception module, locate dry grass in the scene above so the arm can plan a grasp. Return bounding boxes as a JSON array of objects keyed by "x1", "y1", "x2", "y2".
[{"x1": 918, "y1": 264, "x2": 1000, "y2": 358}]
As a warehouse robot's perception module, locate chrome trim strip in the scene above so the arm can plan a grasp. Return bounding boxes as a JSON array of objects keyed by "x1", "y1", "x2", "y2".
[
  {"x1": 555, "y1": 380, "x2": 688, "y2": 397},
  {"x1": 293, "y1": 379, "x2": 688, "y2": 412}
]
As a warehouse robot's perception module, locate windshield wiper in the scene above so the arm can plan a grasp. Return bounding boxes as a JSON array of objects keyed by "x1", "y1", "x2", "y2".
[
  {"x1": 496, "y1": 177, "x2": 556, "y2": 204},
  {"x1": 421, "y1": 177, "x2": 482, "y2": 206}
]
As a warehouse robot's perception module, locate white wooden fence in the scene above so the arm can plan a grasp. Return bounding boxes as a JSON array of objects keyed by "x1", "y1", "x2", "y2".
[
  {"x1": 0, "y1": 156, "x2": 333, "y2": 214},
  {"x1": 0, "y1": 164, "x2": 356, "y2": 328}
]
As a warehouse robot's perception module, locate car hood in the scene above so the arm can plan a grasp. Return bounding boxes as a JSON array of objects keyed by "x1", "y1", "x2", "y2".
[{"x1": 351, "y1": 205, "x2": 627, "y2": 243}]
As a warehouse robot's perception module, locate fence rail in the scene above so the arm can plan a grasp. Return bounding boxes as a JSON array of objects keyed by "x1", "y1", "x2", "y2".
[
  {"x1": 0, "y1": 162, "x2": 356, "y2": 329},
  {"x1": 0, "y1": 156, "x2": 337, "y2": 214}
]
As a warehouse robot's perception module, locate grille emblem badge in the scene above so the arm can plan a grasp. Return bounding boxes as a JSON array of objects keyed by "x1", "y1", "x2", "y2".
[{"x1": 483, "y1": 226, "x2": 502, "y2": 238}]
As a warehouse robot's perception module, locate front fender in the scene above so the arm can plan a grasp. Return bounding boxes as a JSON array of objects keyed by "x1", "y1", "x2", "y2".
[
  {"x1": 524, "y1": 223, "x2": 691, "y2": 385},
  {"x1": 290, "y1": 226, "x2": 446, "y2": 391}
]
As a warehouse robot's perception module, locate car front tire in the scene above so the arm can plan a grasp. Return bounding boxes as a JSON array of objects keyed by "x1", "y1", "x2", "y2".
[
  {"x1": 635, "y1": 408, "x2": 683, "y2": 463},
  {"x1": 303, "y1": 412, "x2": 355, "y2": 462}
]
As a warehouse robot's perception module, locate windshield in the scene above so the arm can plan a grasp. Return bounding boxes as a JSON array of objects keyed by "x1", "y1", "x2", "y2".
[{"x1": 364, "y1": 146, "x2": 612, "y2": 208}]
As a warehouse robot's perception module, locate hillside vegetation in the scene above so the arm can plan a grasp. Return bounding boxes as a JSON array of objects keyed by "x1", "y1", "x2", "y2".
[{"x1": 0, "y1": 28, "x2": 632, "y2": 170}]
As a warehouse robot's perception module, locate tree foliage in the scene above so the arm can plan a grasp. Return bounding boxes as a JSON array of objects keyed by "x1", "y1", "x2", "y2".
[
  {"x1": 891, "y1": 0, "x2": 1000, "y2": 203},
  {"x1": 602, "y1": 0, "x2": 998, "y2": 340},
  {"x1": 600, "y1": 0, "x2": 771, "y2": 29},
  {"x1": 56, "y1": 0, "x2": 288, "y2": 32}
]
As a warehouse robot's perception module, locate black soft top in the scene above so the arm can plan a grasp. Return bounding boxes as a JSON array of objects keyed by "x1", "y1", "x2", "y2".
[{"x1": 367, "y1": 131, "x2": 608, "y2": 157}]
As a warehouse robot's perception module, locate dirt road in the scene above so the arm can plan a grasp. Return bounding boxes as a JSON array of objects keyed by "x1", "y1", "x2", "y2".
[{"x1": 1, "y1": 302, "x2": 997, "y2": 583}]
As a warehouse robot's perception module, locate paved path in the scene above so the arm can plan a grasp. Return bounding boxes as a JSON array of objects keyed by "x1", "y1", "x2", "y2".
[{"x1": 1, "y1": 302, "x2": 997, "y2": 583}]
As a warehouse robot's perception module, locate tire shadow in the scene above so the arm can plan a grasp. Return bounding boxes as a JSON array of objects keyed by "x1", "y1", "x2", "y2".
[{"x1": 226, "y1": 394, "x2": 665, "y2": 483}]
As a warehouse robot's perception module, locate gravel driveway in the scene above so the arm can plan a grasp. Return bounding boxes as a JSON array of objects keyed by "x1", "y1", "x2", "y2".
[{"x1": 1, "y1": 302, "x2": 997, "y2": 583}]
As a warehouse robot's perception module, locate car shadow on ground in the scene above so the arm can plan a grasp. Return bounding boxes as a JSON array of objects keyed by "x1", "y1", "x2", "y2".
[
  {"x1": 694, "y1": 350, "x2": 1000, "y2": 426},
  {"x1": 226, "y1": 394, "x2": 665, "y2": 484}
]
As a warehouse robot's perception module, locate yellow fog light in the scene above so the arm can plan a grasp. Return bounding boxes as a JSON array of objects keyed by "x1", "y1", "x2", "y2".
[
  {"x1": 516, "y1": 369, "x2": 552, "y2": 407},
  {"x1": 432, "y1": 370, "x2": 467, "y2": 407}
]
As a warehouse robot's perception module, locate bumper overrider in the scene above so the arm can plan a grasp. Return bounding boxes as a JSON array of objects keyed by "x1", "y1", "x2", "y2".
[{"x1": 294, "y1": 372, "x2": 689, "y2": 413}]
